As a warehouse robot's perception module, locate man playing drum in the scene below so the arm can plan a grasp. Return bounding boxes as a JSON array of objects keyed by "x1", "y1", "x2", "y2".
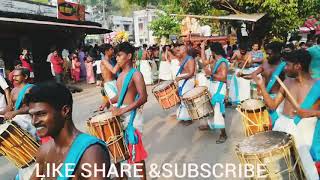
[
  {"x1": 229, "y1": 43, "x2": 253, "y2": 104},
  {"x1": 109, "y1": 42, "x2": 148, "y2": 180},
  {"x1": 100, "y1": 44, "x2": 121, "y2": 109},
  {"x1": 27, "y1": 82, "x2": 110, "y2": 179},
  {"x1": 198, "y1": 42, "x2": 228, "y2": 144},
  {"x1": 253, "y1": 49, "x2": 320, "y2": 179},
  {"x1": 175, "y1": 44, "x2": 196, "y2": 126},
  {"x1": 4, "y1": 68, "x2": 36, "y2": 137},
  {"x1": 240, "y1": 42, "x2": 286, "y2": 125}
]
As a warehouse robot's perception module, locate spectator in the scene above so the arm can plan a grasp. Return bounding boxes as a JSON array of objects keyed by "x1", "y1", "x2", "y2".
[
  {"x1": 71, "y1": 54, "x2": 81, "y2": 83},
  {"x1": 85, "y1": 56, "x2": 95, "y2": 84},
  {"x1": 50, "y1": 49, "x2": 64, "y2": 84},
  {"x1": 19, "y1": 48, "x2": 34, "y2": 79}
]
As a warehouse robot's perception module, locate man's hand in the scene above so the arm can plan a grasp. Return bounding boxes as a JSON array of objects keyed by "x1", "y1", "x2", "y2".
[
  {"x1": 175, "y1": 76, "x2": 182, "y2": 82},
  {"x1": 204, "y1": 67, "x2": 211, "y2": 76},
  {"x1": 253, "y1": 75, "x2": 265, "y2": 88},
  {"x1": 99, "y1": 103, "x2": 107, "y2": 111},
  {"x1": 110, "y1": 106, "x2": 125, "y2": 116},
  {"x1": 4, "y1": 111, "x2": 17, "y2": 120},
  {"x1": 294, "y1": 108, "x2": 315, "y2": 118},
  {"x1": 200, "y1": 40, "x2": 207, "y2": 49},
  {"x1": 237, "y1": 72, "x2": 243, "y2": 77}
]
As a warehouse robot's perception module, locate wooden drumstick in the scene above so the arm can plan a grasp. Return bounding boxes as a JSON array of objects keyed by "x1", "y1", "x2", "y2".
[
  {"x1": 239, "y1": 57, "x2": 250, "y2": 74},
  {"x1": 275, "y1": 75, "x2": 299, "y2": 109}
]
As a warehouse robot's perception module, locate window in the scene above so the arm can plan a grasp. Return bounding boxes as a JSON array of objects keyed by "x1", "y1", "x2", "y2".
[
  {"x1": 124, "y1": 24, "x2": 130, "y2": 31},
  {"x1": 139, "y1": 23, "x2": 143, "y2": 32}
]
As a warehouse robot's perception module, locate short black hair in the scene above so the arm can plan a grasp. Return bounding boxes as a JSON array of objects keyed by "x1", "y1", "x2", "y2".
[
  {"x1": 265, "y1": 42, "x2": 283, "y2": 54},
  {"x1": 285, "y1": 49, "x2": 311, "y2": 72},
  {"x1": 100, "y1": 44, "x2": 113, "y2": 55},
  {"x1": 15, "y1": 67, "x2": 30, "y2": 78},
  {"x1": 239, "y1": 42, "x2": 248, "y2": 50},
  {"x1": 115, "y1": 42, "x2": 135, "y2": 60},
  {"x1": 143, "y1": 44, "x2": 147, "y2": 48},
  {"x1": 25, "y1": 82, "x2": 73, "y2": 112},
  {"x1": 210, "y1": 42, "x2": 226, "y2": 57}
]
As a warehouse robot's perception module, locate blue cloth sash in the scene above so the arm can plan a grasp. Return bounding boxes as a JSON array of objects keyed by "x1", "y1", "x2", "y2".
[
  {"x1": 176, "y1": 56, "x2": 192, "y2": 96},
  {"x1": 266, "y1": 61, "x2": 286, "y2": 93},
  {"x1": 117, "y1": 68, "x2": 139, "y2": 146},
  {"x1": 15, "y1": 83, "x2": 34, "y2": 110},
  {"x1": 57, "y1": 134, "x2": 107, "y2": 180},
  {"x1": 210, "y1": 58, "x2": 228, "y2": 113}
]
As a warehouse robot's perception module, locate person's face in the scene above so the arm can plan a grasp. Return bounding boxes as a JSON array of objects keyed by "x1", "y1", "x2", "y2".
[
  {"x1": 266, "y1": 49, "x2": 274, "y2": 61},
  {"x1": 240, "y1": 49, "x2": 247, "y2": 55},
  {"x1": 176, "y1": 46, "x2": 186, "y2": 58},
  {"x1": 117, "y1": 51, "x2": 131, "y2": 68},
  {"x1": 252, "y1": 44, "x2": 259, "y2": 51},
  {"x1": 13, "y1": 70, "x2": 27, "y2": 84},
  {"x1": 29, "y1": 102, "x2": 70, "y2": 138},
  {"x1": 284, "y1": 61, "x2": 299, "y2": 78},
  {"x1": 106, "y1": 48, "x2": 114, "y2": 56},
  {"x1": 53, "y1": 51, "x2": 58, "y2": 56}
]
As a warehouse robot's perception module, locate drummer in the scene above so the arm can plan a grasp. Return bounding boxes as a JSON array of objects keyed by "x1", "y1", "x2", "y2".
[
  {"x1": 198, "y1": 42, "x2": 228, "y2": 144},
  {"x1": 99, "y1": 44, "x2": 122, "y2": 110},
  {"x1": 253, "y1": 49, "x2": 319, "y2": 179},
  {"x1": 240, "y1": 42, "x2": 285, "y2": 125},
  {"x1": 229, "y1": 43, "x2": 253, "y2": 104},
  {"x1": 4, "y1": 67, "x2": 36, "y2": 137},
  {"x1": 109, "y1": 42, "x2": 148, "y2": 180},
  {"x1": 28, "y1": 82, "x2": 111, "y2": 179},
  {"x1": 175, "y1": 44, "x2": 196, "y2": 126}
]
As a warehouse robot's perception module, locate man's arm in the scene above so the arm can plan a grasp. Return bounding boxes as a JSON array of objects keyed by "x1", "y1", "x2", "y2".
[
  {"x1": 119, "y1": 72, "x2": 147, "y2": 114},
  {"x1": 103, "y1": 60, "x2": 121, "y2": 75},
  {"x1": 212, "y1": 63, "x2": 227, "y2": 83},
  {"x1": 230, "y1": 51, "x2": 238, "y2": 63},
  {"x1": 241, "y1": 66, "x2": 264, "y2": 79},
  {"x1": 177, "y1": 59, "x2": 195, "y2": 81},
  {"x1": 77, "y1": 144, "x2": 111, "y2": 179},
  {"x1": 254, "y1": 75, "x2": 284, "y2": 110}
]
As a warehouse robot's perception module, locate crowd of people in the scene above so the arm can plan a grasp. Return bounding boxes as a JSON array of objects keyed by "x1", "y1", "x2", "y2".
[{"x1": 0, "y1": 35, "x2": 319, "y2": 179}]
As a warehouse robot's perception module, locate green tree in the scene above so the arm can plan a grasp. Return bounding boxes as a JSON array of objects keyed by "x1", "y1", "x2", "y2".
[{"x1": 149, "y1": 12, "x2": 181, "y2": 40}]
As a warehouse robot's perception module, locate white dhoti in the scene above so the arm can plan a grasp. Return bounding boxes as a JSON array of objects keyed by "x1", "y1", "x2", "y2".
[
  {"x1": 273, "y1": 114, "x2": 319, "y2": 180},
  {"x1": 149, "y1": 60, "x2": 158, "y2": 81},
  {"x1": 118, "y1": 105, "x2": 144, "y2": 133},
  {"x1": 229, "y1": 68, "x2": 253, "y2": 104},
  {"x1": 176, "y1": 78, "x2": 195, "y2": 121},
  {"x1": 103, "y1": 80, "x2": 118, "y2": 99},
  {"x1": 207, "y1": 81, "x2": 227, "y2": 129},
  {"x1": 17, "y1": 163, "x2": 36, "y2": 180},
  {"x1": 158, "y1": 61, "x2": 172, "y2": 80},
  {"x1": 140, "y1": 60, "x2": 153, "y2": 85},
  {"x1": 196, "y1": 72, "x2": 210, "y2": 87},
  {"x1": 12, "y1": 114, "x2": 36, "y2": 138},
  {"x1": 170, "y1": 59, "x2": 180, "y2": 79}
]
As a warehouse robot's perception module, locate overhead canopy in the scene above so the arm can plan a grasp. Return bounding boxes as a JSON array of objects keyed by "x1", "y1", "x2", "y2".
[
  {"x1": 0, "y1": 11, "x2": 111, "y2": 34},
  {"x1": 171, "y1": 13, "x2": 266, "y2": 22}
]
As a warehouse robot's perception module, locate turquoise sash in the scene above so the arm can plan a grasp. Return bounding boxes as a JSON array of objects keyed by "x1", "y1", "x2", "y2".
[
  {"x1": 116, "y1": 68, "x2": 139, "y2": 146},
  {"x1": 266, "y1": 61, "x2": 286, "y2": 93},
  {"x1": 15, "y1": 83, "x2": 34, "y2": 110},
  {"x1": 293, "y1": 80, "x2": 320, "y2": 125},
  {"x1": 176, "y1": 56, "x2": 192, "y2": 96},
  {"x1": 58, "y1": 134, "x2": 107, "y2": 180},
  {"x1": 210, "y1": 58, "x2": 228, "y2": 113}
]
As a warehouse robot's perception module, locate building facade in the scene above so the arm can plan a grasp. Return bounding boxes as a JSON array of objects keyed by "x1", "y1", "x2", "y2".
[
  {"x1": 107, "y1": 15, "x2": 134, "y2": 41},
  {"x1": 133, "y1": 9, "x2": 158, "y2": 46}
]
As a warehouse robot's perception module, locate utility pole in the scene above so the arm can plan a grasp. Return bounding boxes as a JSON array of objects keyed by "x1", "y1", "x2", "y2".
[{"x1": 103, "y1": 0, "x2": 106, "y2": 28}]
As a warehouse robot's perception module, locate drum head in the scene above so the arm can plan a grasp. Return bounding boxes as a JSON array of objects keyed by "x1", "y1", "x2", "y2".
[
  {"x1": 182, "y1": 86, "x2": 207, "y2": 99},
  {"x1": 89, "y1": 112, "x2": 115, "y2": 124},
  {"x1": 237, "y1": 131, "x2": 290, "y2": 154},
  {"x1": 240, "y1": 99, "x2": 266, "y2": 112},
  {"x1": 152, "y1": 81, "x2": 174, "y2": 92}
]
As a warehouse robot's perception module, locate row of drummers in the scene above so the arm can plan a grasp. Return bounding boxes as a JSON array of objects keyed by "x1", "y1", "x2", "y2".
[{"x1": 151, "y1": 42, "x2": 320, "y2": 179}]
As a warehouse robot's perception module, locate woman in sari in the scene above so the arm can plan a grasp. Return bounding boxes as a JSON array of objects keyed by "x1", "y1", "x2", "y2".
[{"x1": 85, "y1": 56, "x2": 95, "y2": 84}]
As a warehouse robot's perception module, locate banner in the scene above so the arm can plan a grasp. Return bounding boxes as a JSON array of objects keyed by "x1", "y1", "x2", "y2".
[{"x1": 57, "y1": 0, "x2": 85, "y2": 21}]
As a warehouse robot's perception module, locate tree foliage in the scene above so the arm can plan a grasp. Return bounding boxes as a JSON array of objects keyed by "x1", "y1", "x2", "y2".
[{"x1": 149, "y1": 12, "x2": 181, "y2": 39}]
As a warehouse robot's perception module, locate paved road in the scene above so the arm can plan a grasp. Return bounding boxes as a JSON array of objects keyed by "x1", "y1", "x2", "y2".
[{"x1": 0, "y1": 84, "x2": 246, "y2": 179}]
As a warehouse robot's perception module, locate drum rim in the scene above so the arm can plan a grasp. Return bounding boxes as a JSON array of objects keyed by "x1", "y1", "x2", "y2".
[
  {"x1": 88, "y1": 113, "x2": 118, "y2": 124},
  {"x1": 182, "y1": 86, "x2": 208, "y2": 100},
  {"x1": 235, "y1": 131, "x2": 293, "y2": 155},
  {"x1": 152, "y1": 80, "x2": 174, "y2": 93},
  {"x1": 239, "y1": 98, "x2": 266, "y2": 113}
]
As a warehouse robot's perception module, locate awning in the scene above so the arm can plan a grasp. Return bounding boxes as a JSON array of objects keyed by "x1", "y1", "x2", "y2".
[
  {"x1": 171, "y1": 13, "x2": 266, "y2": 22},
  {"x1": 0, "y1": 16, "x2": 111, "y2": 34}
]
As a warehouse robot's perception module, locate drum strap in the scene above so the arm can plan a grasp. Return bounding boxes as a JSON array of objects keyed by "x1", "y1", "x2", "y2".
[
  {"x1": 57, "y1": 134, "x2": 107, "y2": 180},
  {"x1": 15, "y1": 83, "x2": 34, "y2": 110},
  {"x1": 266, "y1": 61, "x2": 286, "y2": 93},
  {"x1": 177, "y1": 56, "x2": 192, "y2": 96}
]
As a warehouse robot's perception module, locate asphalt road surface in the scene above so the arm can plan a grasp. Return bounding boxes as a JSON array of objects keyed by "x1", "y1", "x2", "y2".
[{"x1": 0, "y1": 84, "x2": 246, "y2": 180}]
